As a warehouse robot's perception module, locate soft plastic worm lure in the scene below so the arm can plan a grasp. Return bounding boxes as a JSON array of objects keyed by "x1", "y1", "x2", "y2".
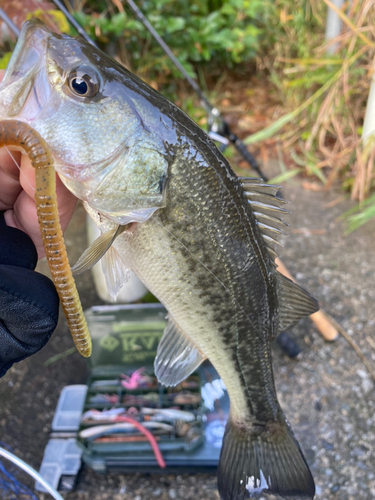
[{"x1": 0, "y1": 120, "x2": 91, "y2": 357}]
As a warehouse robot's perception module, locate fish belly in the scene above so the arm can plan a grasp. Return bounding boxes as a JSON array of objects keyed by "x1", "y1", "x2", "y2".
[{"x1": 114, "y1": 213, "x2": 252, "y2": 421}]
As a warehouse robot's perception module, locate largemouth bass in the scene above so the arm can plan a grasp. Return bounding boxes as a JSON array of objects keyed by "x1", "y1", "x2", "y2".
[{"x1": 0, "y1": 20, "x2": 319, "y2": 499}]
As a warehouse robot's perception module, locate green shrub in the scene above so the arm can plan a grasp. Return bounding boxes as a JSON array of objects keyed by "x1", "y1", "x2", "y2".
[{"x1": 73, "y1": 0, "x2": 265, "y2": 80}]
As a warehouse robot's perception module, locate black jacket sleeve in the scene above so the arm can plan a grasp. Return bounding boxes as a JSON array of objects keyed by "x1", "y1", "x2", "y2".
[{"x1": 0, "y1": 212, "x2": 59, "y2": 377}]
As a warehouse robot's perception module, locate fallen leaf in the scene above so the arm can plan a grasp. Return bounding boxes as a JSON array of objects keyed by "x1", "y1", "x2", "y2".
[{"x1": 302, "y1": 181, "x2": 324, "y2": 191}]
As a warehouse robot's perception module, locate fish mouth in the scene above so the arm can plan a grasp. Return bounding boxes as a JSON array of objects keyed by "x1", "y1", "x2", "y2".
[{"x1": 0, "y1": 19, "x2": 53, "y2": 120}]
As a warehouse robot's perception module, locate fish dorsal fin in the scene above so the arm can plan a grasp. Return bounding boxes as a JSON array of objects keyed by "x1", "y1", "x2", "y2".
[
  {"x1": 101, "y1": 245, "x2": 130, "y2": 300},
  {"x1": 239, "y1": 177, "x2": 290, "y2": 259},
  {"x1": 154, "y1": 315, "x2": 206, "y2": 387},
  {"x1": 276, "y1": 271, "x2": 319, "y2": 332}
]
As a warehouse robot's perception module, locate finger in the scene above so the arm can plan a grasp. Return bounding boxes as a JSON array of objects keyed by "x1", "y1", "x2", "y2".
[
  {"x1": 0, "y1": 148, "x2": 22, "y2": 210},
  {"x1": 0, "y1": 65, "x2": 22, "y2": 209},
  {"x1": 0, "y1": 71, "x2": 23, "y2": 208},
  {"x1": 18, "y1": 154, "x2": 77, "y2": 231},
  {"x1": 55, "y1": 172, "x2": 77, "y2": 233},
  {"x1": 7, "y1": 155, "x2": 77, "y2": 258},
  {"x1": 17, "y1": 154, "x2": 35, "y2": 198},
  {"x1": 7, "y1": 188, "x2": 42, "y2": 255},
  {"x1": 0, "y1": 147, "x2": 22, "y2": 176},
  {"x1": 6, "y1": 177, "x2": 77, "y2": 259}
]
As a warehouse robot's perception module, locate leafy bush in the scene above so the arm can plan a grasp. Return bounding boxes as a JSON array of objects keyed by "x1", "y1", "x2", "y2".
[{"x1": 73, "y1": 0, "x2": 264, "y2": 79}]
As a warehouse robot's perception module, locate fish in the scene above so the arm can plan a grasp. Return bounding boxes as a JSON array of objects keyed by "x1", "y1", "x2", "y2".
[{"x1": 0, "y1": 19, "x2": 319, "y2": 499}]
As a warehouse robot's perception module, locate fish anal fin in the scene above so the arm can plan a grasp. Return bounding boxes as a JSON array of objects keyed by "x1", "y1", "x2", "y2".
[
  {"x1": 218, "y1": 416, "x2": 315, "y2": 500},
  {"x1": 154, "y1": 315, "x2": 206, "y2": 387},
  {"x1": 277, "y1": 271, "x2": 319, "y2": 333}
]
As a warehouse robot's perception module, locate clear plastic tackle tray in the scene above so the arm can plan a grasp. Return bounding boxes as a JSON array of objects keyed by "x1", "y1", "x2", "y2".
[{"x1": 37, "y1": 304, "x2": 229, "y2": 490}]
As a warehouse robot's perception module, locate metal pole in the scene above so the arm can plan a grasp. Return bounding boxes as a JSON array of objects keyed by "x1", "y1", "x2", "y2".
[
  {"x1": 362, "y1": 59, "x2": 375, "y2": 143},
  {"x1": 50, "y1": 0, "x2": 97, "y2": 47},
  {"x1": 126, "y1": 0, "x2": 213, "y2": 115},
  {"x1": 0, "y1": 6, "x2": 20, "y2": 38},
  {"x1": 325, "y1": 0, "x2": 345, "y2": 54}
]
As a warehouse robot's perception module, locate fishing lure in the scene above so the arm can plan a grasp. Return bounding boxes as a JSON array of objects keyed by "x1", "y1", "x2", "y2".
[
  {"x1": 120, "y1": 367, "x2": 154, "y2": 389},
  {"x1": 0, "y1": 120, "x2": 91, "y2": 357},
  {"x1": 88, "y1": 394, "x2": 119, "y2": 404}
]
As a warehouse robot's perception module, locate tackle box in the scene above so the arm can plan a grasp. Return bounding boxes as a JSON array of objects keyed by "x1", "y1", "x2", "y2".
[{"x1": 37, "y1": 304, "x2": 229, "y2": 492}]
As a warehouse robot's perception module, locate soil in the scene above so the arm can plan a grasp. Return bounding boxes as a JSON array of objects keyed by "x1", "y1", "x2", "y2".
[{"x1": 0, "y1": 159, "x2": 375, "y2": 500}]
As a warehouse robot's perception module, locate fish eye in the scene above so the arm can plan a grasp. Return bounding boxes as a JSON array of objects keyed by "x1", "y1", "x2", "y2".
[{"x1": 68, "y1": 66, "x2": 100, "y2": 98}]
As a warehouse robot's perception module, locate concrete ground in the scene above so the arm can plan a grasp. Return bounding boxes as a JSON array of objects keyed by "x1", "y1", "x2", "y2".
[{"x1": 0, "y1": 160, "x2": 374, "y2": 500}]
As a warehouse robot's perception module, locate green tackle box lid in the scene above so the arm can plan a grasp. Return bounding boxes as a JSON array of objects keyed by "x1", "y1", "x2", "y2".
[{"x1": 84, "y1": 303, "x2": 167, "y2": 373}]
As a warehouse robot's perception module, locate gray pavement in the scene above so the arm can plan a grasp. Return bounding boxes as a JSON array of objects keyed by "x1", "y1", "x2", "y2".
[{"x1": 0, "y1": 161, "x2": 374, "y2": 500}]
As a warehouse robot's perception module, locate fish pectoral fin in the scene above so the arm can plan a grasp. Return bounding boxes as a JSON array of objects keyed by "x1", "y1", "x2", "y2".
[
  {"x1": 154, "y1": 315, "x2": 206, "y2": 387},
  {"x1": 101, "y1": 244, "x2": 130, "y2": 300},
  {"x1": 71, "y1": 224, "x2": 126, "y2": 276},
  {"x1": 277, "y1": 271, "x2": 319, "y2": 333}
]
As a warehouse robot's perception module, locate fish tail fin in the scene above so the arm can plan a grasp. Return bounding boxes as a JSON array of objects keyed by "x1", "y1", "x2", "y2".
[{"x1": 218, "y1": 416, "x2": 315, "y2": 499}]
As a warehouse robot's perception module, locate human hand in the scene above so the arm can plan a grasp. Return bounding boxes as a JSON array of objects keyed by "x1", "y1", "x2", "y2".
[
  {"x1": 0, "y1": 68, "x2": 77, "y2": 376},
  {"x1": 0, "y1": 69, "x2": 77, "y2": 258},
  {"x1": 0, "y1": 212, "x2": 59, "y2": 376}
]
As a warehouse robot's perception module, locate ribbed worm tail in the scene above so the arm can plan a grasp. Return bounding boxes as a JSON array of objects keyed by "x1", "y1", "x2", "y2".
[
  {"x1": 0, "y1": 120, "x2": 91, "y2": 357},
  {"x1": 218, "y1": 416, "x2": 315, "y2": 499}
]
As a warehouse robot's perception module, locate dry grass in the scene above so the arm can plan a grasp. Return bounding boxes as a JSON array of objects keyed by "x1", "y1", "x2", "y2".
[{"x1": 261, "y1": 0, "x2": 375, "y2": 206}]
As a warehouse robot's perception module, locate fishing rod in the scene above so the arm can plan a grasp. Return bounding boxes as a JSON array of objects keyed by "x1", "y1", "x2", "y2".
[
  {"x1": 50, "y1": 0, "x2": 98, "y2": 47},
  {"x1": 0, "y1": 7, "x2": 20, "y2": 38}
]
